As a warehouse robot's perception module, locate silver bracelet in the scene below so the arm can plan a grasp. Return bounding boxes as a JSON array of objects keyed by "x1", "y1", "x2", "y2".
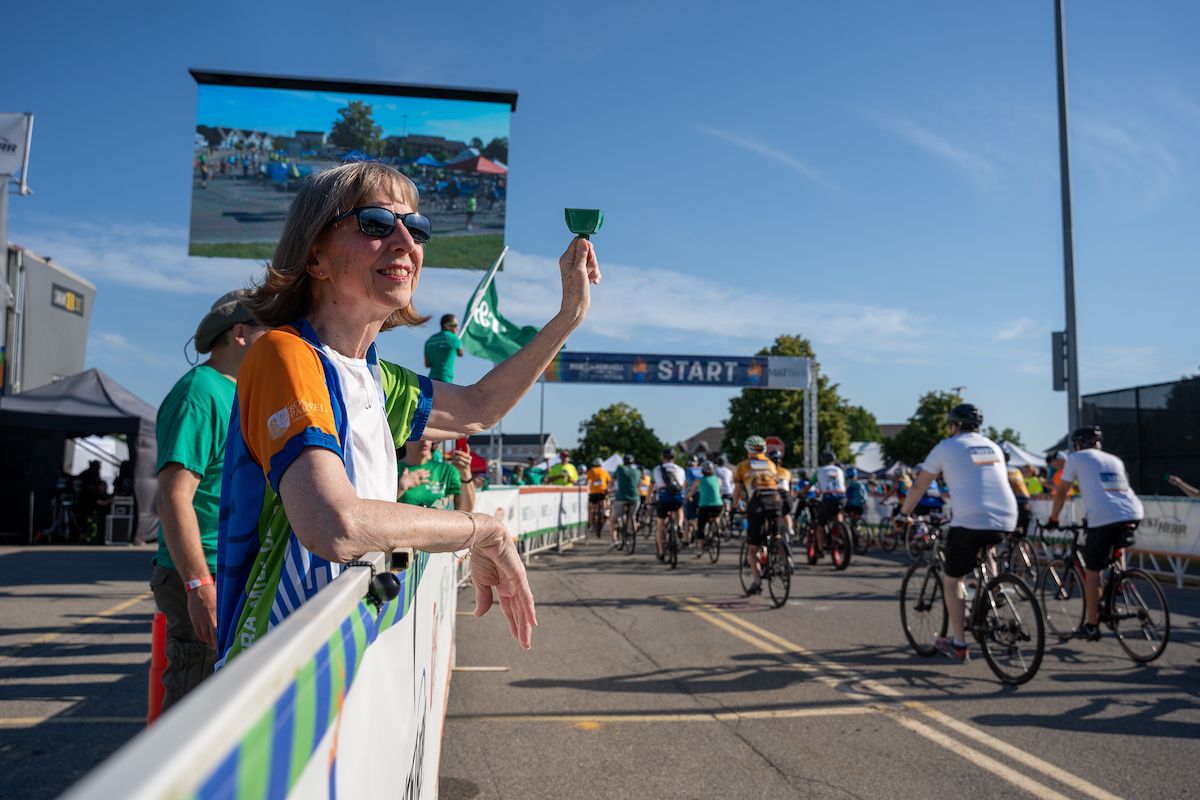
[{"x1": 454, "y1": 510, "x2": 477, "y2": 559}]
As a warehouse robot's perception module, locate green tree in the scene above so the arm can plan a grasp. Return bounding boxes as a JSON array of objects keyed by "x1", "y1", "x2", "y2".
[
  {"x1": 882, "y1": 390, "x2": 963, "y2": 466},
  {"x1": 469, "y1": 136, "x2": 484, "y2": 149},
  {"x1": 846, "y1": 405, "x2": 881, "y2": 442},
  {"x1": 721, "y1": 334, "x2": 853, "y2": 469},
  {"x1": 482, "y1": 137, "x2": 509, "y2": 163},
  {"x1": 329, "y1": 101, "x2": 383, "y2": 155},
  {"x1": 575, "y1": 402, "x2": 667, "y2": 469},
  {"x1": 984, "y1": 426, "x2": 1024, "y2": 447}
]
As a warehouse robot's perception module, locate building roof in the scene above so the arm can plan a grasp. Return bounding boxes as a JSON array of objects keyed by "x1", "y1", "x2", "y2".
[
  {"x1": 879, "y1": 423, "x2": 908, "y2": 439},
  {"x1": 681, "y1": 426, "x2": 726, "y2": 454}
]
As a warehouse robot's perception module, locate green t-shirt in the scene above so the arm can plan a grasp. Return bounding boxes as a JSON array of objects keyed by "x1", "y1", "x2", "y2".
[
  {"x1": 698, "y1": 474, "x2": 722, "y2": 507},
  {"x1": 424, "y1": 329, "x2": 463, "y2": 383},
  {"x1": 614, "y1": 463, "x2": 641, "y2": 502},
  {"x1": 525, "y1": 467, "x2": 545, "y2": 485},
  {"x1": 154, "y1": 364, "x2": 235, "y2": 573},
  {"x1": 398, "y1": 459, "x2": 462, "y2": 508}
]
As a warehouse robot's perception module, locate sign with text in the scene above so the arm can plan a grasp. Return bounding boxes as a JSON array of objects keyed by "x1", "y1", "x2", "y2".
[{"x1": 542, "y1": 352, "x2": 810, "y2": 389}]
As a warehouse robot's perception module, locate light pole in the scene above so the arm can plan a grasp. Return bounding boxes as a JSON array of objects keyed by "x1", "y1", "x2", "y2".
[
  {"x1": 950, "y1": 385, "x2": 967, "y2": 397},
  {"x1": 1055, "y1": 0, "x2": 1082, "y2": 430}
]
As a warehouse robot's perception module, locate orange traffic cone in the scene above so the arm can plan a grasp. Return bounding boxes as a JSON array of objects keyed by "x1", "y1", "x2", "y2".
[{"x1": 146, "y1": 611, "x2": 167, "y2": 725}]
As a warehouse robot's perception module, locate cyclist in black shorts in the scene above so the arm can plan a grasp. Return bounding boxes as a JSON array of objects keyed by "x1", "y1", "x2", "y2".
[
  {"x1": 733, "y1": 435, "x2": 788, "y2": 595},
  {"x1": 1046, "y1": 426, "x2": 1145, "y2": 641},
  {"x1": 653, "y1": 449, "x2": 687, "y2": 562}
]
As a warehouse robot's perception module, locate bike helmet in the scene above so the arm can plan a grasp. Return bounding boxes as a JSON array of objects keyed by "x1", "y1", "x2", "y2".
[
  {"x1": 661, "y1": 447, "x2": 675, "y2": 459},
  {"x1": 846, "y1": 467, "x2": 858, "y2": 479},
  {"x1": 716, "y1": 455, "x2": 727, "y2": 466},
  {"x1": 767, "y1": 449, "x2": 783, "y2": 462},
  {"x1": 623, "y1": 453, "x2": 635, "y2": 464},
  {"x1": 688, "y1": 454, "x2": 699, "y2": 466},
  {"x1": 819, "y1": 451, "x2": 836, "y2": 466},
  {"x1": 947, "y1": 403, "x2": 983, "y2": 429},
  {"x1": 743, "y1": 435, "x2": 766, "y2": 453},
  {"x1": 592, "y1": 457, "x2": 602, "y2": 466},
  {"x1": 1070, "y1": 426, "x2": 1102, "y2": 449},
  {"x1": 701, "y1": 460, "x2": 715, "y2": 475}
]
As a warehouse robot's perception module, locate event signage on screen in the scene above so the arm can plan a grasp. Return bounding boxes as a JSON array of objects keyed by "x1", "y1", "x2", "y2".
[
  {"x1": 542, "y1": 353, "x2": 811, "y2": 389},
  {"x1": 188, "y1": 70, "x2": 516, "y2": 270}
]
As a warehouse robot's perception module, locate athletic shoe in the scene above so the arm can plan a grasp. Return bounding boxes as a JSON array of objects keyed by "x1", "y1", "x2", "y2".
[
  {"x1": 746, "y1": 580, "x2": 762, "y2": 596},
  {"x1": 1075, "y1": 623, "x2": 1102, "y2": 642},
  {"x1": 935, "y1": 636, "x2": 969, "y2": 662}
]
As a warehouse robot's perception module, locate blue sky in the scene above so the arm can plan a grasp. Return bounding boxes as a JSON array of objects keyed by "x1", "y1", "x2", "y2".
[
  {"x1": 196, "y1": 85, "x2": 511, "y2": 142},
  {"x1": 6, "y1": 0, "x2": 1199, "y2": 453}
]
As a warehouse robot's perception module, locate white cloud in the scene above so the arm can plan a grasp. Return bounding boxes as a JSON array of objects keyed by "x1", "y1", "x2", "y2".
[
  {"x1": 90, "y1": 331, "x2": 174, "y2": 368},
  {"x1": 865, "y1": 111, "x2": 998, "y2": 188},
  {"x1": 993, "y1": 317, "x2": 1035, "y2": 342},
  {"x1": 694, "y1": 125, "x2": 830, "y2": 185},
  {"x1": 15, "y1": 219, "x2": 262, "y2": 295},
  {"x1": 1072, "y1": 113, "x2": 1179, "y2": 203}
]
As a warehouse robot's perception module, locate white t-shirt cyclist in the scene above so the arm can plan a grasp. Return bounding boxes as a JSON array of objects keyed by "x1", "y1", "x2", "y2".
[
  {"x1": 921, "y1": 433, "x2": 1016, "y2": 531},
  {"x1": 815, "y1": 465, "x2": 846, "y2": 496},
  {"x1": 1060, "y1": 449, "x2": 1143, "y2": 527}
]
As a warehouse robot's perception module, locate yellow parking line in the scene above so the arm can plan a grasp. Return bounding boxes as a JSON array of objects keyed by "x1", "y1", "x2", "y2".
[
  {"x1": 676, "y1": 596, "x2": 1118, "y2": 800},
  {"x1": 0, "y1": 716, "x2": 143, "y2": 727},
  {"x1": 0, "y1": 591, "x2": 153, "y2": 667}
]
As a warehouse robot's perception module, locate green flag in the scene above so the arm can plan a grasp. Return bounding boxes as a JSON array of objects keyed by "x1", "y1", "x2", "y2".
[{"x1": 461, "y1": 275, "x2": 539, "y2": 364}]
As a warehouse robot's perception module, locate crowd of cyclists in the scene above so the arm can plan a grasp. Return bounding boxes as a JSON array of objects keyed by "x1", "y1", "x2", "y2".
[{"x1": 570, "y1": 402, "x2": 1167, "y2": 682}]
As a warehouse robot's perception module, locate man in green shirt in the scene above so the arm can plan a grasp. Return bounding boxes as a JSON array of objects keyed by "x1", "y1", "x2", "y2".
[
  {"x1": 424, "y1": 314, "x2": 464, "y2": 383},
  {"x1": 152, "y1": 290, "x2": 266, "y2": 711},
  {"x1": 611, "y1": 454, "x2": 642, "y2": 548},
  {"x1": 398, "y1": 439, "x2": 475, "y2": 511}
]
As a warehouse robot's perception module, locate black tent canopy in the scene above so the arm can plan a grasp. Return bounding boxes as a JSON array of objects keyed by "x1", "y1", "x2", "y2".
[{"x1": 0, "y1": 368, "x2": 158, "y2": 541}]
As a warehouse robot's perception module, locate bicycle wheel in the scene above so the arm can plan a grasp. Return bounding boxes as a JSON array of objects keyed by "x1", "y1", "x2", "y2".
[
  {"x1": 667, "y1": 522, "x2": 678, "y2": 569},
  {"x1": 975, "y1": 574, "x2": 1044, "y2": 686},
  {"x1": 900, "y1": 562, "x2": 946, "y2": 656},
  {"x1": 904, "y1": 524, "x2": 929, "y2": 564},
  {"x1": 1110, "y1": 568, "x2": 1170, "y2": 663},
  {"x1": 1037, "y1": 558, "x2": 1084, "y2": 639},
  {"x1": 623, "y1": 516, "x2": 636, "y2": 555},
  {"x1": 829, "y1": 523, "x2": 851, "y2": 571},
  {"x1": 851, "y1": 519, "x2": 870, "y2": 555},
  {"x1": 805, "y1": 528, "x2": 819, "y2": 565},
  {"x1": 880, "y1": 522, "x2": 898, "y2": 552},
  {"x1": 767, "y1": 537, "x2": 791, "y2": 608},
  {"x1": 707, "y1": 531, "x2": 720, "y2": 563},
  {"x1": 738, "y1": 539, "x2": 754, "y2": 593}
]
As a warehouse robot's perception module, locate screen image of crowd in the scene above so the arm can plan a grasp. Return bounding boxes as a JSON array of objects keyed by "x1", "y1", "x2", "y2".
[{"x1": 187, "y1": 82, "x2": 511, "y2": 270}]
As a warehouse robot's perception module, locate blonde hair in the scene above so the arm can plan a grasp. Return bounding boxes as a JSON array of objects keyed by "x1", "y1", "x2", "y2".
[{"x1": 246, "y1": 161, "x2": 430, "y2": 330}]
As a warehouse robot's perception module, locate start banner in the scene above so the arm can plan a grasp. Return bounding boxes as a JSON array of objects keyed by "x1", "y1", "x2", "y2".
[{"x1": 542, "y1": 352, "x2": 810, "y2": 390}]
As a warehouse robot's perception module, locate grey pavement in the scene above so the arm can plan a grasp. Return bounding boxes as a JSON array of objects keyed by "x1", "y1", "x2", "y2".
[{"x1": 440, "y1": 534, "x2": 1200, "y2": 800}]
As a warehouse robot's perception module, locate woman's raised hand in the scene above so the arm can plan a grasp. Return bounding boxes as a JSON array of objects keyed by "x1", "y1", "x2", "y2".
[
  {"x1": 469, "y1": 517, "x2": 538, "y2": 650},
  {"x1": 558, "y1": 237, "x2": 601, "y2": 322}
]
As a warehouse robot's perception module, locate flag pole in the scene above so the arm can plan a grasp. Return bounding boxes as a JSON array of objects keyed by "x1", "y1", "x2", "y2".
[{"x1": 457, "y1": 245, "x2": 509, "y2": 341}]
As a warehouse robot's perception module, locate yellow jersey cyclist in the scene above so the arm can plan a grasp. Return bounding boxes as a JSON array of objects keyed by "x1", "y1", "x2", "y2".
[
  {"x1": 585, "y1": 457, "x2": 612, "y2": 534},
  {"x1": 897, "y1": 404, "x2": 1017, "y2": 661},
  {"x1": 1046, "y1": 426, "x2": 1144, "y2": 642},
  {"x1": 732, "y1": 435, "x2": 789, "y2": 595}
]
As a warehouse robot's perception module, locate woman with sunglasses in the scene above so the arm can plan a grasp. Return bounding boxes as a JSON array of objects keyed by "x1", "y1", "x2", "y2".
[{"x1": 214, "y1": 160, "x2": 600, "y2": 667}]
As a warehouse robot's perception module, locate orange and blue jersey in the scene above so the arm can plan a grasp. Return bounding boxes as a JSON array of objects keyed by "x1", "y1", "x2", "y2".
[{"x1": 215, "y1": 321, "x2": 431, "y2": 665}]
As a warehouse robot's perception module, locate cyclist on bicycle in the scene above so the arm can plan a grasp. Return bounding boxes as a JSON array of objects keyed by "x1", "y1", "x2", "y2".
[
  {"x1": 845, "y1": 468, "x2": 868, "y2": 521},
  {"x1": 586, "y1": 457, "x2": 612, "y2": 531},
  {"x1": 653, "y1": 449, "x2": 687, "y2": 562},
  {"x1": 768, "y1": 449, "x2": 796, "y2": 541},
  {"x1": 813, "y1": 451, "x2": 846, "y2": 558},
  {"x1": 733, "y1": 435, "x2": 788, "y2": 595},
  {"x1": 611, "y1": 453, "x2": 642, "y2": 549},
  {"x1": 1046, "y1": 426, "x2": 1144, "y2": 641},
  {"x1": 687, "y1": 460, "x2": 724, "y2": 556},
  {"x1": 897, "y1": 404, "x2": 1016, "y2": 661},
  {"x1": 1004, "y1": 449, "x2": 1032, "y2": 537},
  {"x1": 715, "y1": 456, "x2": 735, "y2": 510}
]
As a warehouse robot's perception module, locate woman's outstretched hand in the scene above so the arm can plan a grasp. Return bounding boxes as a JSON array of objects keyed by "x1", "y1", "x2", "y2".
[
  {"x1": 469, "y1": 518, "x2": 538, "y2": 650},
  {"x1": 559, "y1": 236, "x2": 601, "y2": 322}
]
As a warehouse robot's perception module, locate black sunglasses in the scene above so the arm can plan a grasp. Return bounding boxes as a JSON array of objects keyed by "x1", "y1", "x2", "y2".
[{"x1": 329, "y1": 206, "x2": 432, "y2": 244}]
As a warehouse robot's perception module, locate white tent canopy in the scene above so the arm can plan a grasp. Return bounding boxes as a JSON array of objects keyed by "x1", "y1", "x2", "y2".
[
  {"x1": 1001, "y1": 441, "x2": 1047, "y2": 470},
  {"x1": 849, "y1": 441, "x2": 885, "y2": 474}
]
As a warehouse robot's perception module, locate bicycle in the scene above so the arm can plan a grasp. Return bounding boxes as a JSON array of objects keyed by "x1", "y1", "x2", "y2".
[
  {"x1": 739, "y1": 513, "x2": 792, "y2": 607},
  {"x1": 615, "y1": 504, "x2": 637, "y2": 555},
  {"x1": 1035, "y1": 522, "x2": 1169, "y2": 663},
  {"x1": 636, "y1": 499, "x2": 654, "y2": 539},
  {"x1": 589, "y1": 497, "x2": 610, "y2": 538},
  {"x1": 992, "y1": 527, "x2": 1038, "y2": 588},
  {"x1": 663, "y1": 515, "x2": 682, "y2": 569},
  {"x1": 900, "y1": 527, "x2": 1045, "y2": 685},
  {"x1": 804, "y1": 500, "x2": 851, "y2": 571},
  {"x1": 848, "y1": 509, "x2": 871, "y2": 555}
]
